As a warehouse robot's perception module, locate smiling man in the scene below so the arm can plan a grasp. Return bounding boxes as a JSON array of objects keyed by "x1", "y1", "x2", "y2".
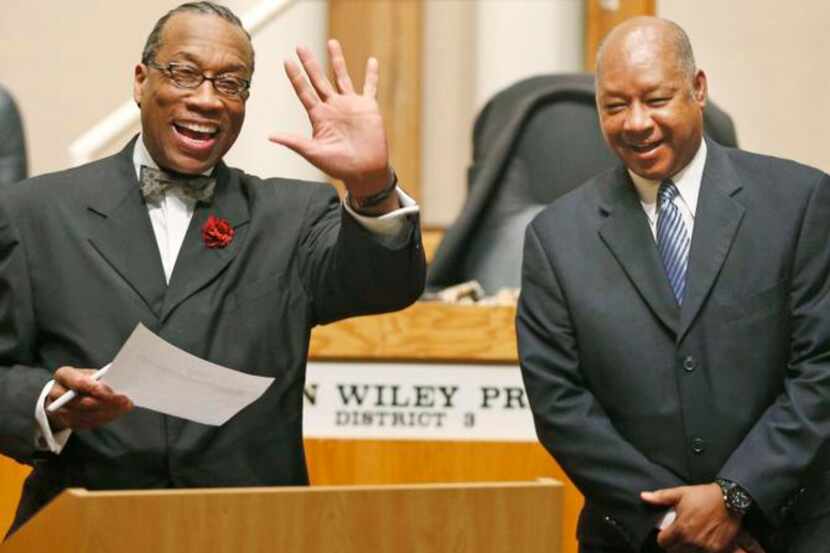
[
  {"x1": 0, "y1": 1, "x2": 424, "y2": 536},
  {"x1": 517, "y1": 17, "x2": 830, "y2": 553},
  {"x1": 135, "y1": 7, "x2": 253, "y2": 176}
]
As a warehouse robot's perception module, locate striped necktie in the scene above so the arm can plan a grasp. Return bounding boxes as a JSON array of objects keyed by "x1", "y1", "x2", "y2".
[{"x1": 656, "y1": 179, "x2": 690, "y2": 304}]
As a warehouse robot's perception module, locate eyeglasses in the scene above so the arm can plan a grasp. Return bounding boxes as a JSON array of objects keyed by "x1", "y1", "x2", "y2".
[{"x1": 147, "y1": 61, "x2": 250, "y2": 99}]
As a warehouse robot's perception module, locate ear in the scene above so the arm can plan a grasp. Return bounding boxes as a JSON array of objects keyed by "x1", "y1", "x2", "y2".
[
  {"x1": 692, "y1": 69, "x2": 708, "y2": 108},
  {"x1": 133, "y1": 64, "x2": 148, "y2": 107}
]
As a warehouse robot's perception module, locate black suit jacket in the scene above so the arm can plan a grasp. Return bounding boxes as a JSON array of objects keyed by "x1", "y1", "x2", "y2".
[
  {"x1": 517, "y1": 140, "x2": 830, "y2": 550},
  {"x1": 0, "y1": 139, "x2": 425, "y2": 533}
]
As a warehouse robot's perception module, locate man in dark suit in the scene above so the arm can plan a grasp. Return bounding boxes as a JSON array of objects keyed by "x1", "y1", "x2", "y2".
[
  {"x1": 517, "y1": 16, "x2": 830, "y2": 553},
  {"x1": 0, "y1": 1, "x2": 424, "y2": 535}
]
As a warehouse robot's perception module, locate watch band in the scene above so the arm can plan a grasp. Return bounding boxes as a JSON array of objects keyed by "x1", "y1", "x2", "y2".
[
  {"x1": 716, "y1": 478, "x2": 753, "y2": 515},
  {"x1": 350, "y1": 171, "x2": 398, "y2": 210}
]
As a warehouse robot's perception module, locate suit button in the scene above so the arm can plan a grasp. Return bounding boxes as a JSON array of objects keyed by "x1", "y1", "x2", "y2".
[
  {"x1": 691, "y1": 437, "x2": 705, "y2": 454},
  {"x1": 683, "y1": 355, "x2": 697, "y2": 372}
]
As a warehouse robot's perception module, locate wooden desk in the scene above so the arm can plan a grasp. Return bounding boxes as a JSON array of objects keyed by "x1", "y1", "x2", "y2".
[
  {"x1": 3, "y1": 481, "x2": 563, "y2": 553},
  {"x1": 0, "y1": 457, "x2": 28, "y2": 537},
  {"x1": 306, "y1": 302, "x2": 582, "y2": 553},
  {"x1": 0, "y1": 303, "x2": 582, "y2": 553}
]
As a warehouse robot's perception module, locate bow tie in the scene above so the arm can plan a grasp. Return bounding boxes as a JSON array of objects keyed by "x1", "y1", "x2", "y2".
[{"x1": 140, "y1": 165, "x2": 216, "y2": 204}]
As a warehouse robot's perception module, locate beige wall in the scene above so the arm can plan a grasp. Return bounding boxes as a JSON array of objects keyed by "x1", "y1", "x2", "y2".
[
  {"x1": 1, "y1": 1, "x2": 175, "y2": 176},
  {"x1": 658, "y1": 0, "x2": 830, "y2": 173},
  {"x1": 5, "y1": 1, "x2": 830, "y2": 224},
  {"x1": 422, "y1": 2, "x2": 477, "y2": 228},
  {"x1": 422, "y1": 0, "x2": 583, "y2": 226}
]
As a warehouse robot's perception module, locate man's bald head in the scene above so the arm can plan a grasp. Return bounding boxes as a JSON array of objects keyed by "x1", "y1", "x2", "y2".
[
  {"x1": 596, "y1": 17, "x2": 696, "y2": 86},
  {"x1": 593, "y1": 16, "x2": 708, "y2": 181}
]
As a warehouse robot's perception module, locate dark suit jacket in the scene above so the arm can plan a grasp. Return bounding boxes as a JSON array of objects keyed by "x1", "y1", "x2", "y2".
[
  {"x1": 0, "y1": 139, "x2": 425, "y2": 533},
  {"x1": 517, "y1": 140, "x2": 830, "y2": 550}
]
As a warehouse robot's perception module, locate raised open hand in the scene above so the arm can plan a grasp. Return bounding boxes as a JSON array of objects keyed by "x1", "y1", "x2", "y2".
[{"x1": 270, "y1": 39, "x2": 391, "y2": 198}]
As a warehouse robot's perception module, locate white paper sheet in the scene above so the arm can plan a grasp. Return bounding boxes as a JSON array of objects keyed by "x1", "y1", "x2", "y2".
[{"x1": 102, "y1": 323, "x2": 274, "y2": 426}]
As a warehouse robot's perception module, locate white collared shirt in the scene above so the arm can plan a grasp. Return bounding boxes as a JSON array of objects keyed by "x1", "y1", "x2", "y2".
[
  {"x1": 629, "y1": 139, "x2": 707, "y2": 239},
  {"x1": 133, "y1": 138, "x2": 201, "y2": 283},
  {"x1": 35, "y1": 136, "x2": 419, "y2": 453},
  {"x1": 131, "y1": 137, "x2": 420, "y2": 282}
]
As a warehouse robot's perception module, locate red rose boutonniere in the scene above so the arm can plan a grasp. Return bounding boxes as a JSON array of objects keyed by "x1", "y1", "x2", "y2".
[{"x1": 202, "y1": 215, "x2": 234, "y2": 249}]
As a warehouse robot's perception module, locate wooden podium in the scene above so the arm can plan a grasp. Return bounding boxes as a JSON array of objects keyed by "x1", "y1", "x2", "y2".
[
  {"x1": 0, "y1": 302, "x2": 583, "y2": 552},
  {"x1": 1, "y1": 480, "x2": 562, "y2": 553},
  {"x1": 305, "y1": 302, "x2": 583, "y2": 553}
]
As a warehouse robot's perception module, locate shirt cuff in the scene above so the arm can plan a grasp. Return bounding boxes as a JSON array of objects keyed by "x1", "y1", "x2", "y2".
[
  {"x1": 34, "y1": 380, "x2": 72, "y2": 454},
  {"x1": 657, "y1": 508, "x2": 676, "y2": 529},
  {"x1": 343, "y1": 187, "x2": 420, "y2": 241}
]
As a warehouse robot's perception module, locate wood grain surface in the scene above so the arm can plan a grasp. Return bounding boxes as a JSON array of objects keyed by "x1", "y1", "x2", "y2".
[
  {"x1": 585, "y1": 0, "x2": 656, "y2": 70},
  {"x1": 305, "y1": 438, "x2": 582, "y2": 553},
  {"x1": 328, "y1": 0, "x2": 423, "y2": 203},
  {"x1": 2, "y1": 481, "x2": 562, "y2": 553},
  {"x1": 0, "y1": 456, "x2": 27, "y2": 538},
  {"x1": 310, "y1": 303, "x2": 518, "y2": 362}
]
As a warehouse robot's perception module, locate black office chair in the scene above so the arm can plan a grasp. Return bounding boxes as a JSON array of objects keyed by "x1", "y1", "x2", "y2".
[
  {"x1": 0, "y1": 84, "x2": 29, "y2": 186},
  {"x1": 427, "y1": 73, "x2": 738, "y2": 294}
]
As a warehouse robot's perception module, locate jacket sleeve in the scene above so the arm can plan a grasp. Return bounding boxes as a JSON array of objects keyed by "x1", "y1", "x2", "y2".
[
  {"x1": 297, "y1": 184, "x2": 426, "y2": 326},
  {"x1": 517, "y1": 222, "x2": 686, "y2": 549},
  {"x1": 0, "y1": 199, "x2": 52, "y2": 462},
  {"x1": 718, "y1": 172, "x2": 830, "y2": 525}
]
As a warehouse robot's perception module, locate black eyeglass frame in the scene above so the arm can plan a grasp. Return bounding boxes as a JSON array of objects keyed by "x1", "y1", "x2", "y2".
[{"x1": 147, "y1": 61, "x2": 251, "y2": 99}]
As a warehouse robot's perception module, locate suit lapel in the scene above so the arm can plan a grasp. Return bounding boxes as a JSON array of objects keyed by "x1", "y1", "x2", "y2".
[
  {"x1": 160, "y1": 162, "x2": 251, "y2": 322},
  {"x1": 86, "y1": 139, "x2": 168, "y2": 316},
  {"x1": 677, "y1": 142, "x2": 745, "y2": 342},
  {"x1": 598, "y1": 167, "x2": 680, "y2": 335}
]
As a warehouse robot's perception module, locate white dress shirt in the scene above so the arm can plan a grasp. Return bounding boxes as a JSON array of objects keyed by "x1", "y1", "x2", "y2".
[
  {"x1": 35, "y1": 136, "x2": 419, "y2": 453},
  {"x1": 629, "y1": 139, "x2": 706, "y2": 240}
]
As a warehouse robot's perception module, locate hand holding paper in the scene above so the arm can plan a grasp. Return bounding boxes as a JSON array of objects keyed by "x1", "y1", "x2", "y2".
[
  {"x1": 48, "y1": 324, "x2": 274, "y2": 427},
  {"x1": 47, "y1": 365, "x2": 112, "y2": 412},
  {"x1": 46, "y1": 364, "x2": 131, "y2": 431}
]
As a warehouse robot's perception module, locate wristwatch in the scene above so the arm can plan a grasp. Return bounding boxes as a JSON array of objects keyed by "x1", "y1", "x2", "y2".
[{"x1": 715, "y1": 478, "x2": 753, "y2": 515}]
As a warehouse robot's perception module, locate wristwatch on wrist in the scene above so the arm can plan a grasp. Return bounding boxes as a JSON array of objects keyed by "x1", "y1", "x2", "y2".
[{"x1": 715, "y1": 478, "x2": 753, "y2": 515}]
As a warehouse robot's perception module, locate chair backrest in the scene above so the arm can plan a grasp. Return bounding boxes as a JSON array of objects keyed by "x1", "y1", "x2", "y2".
[
  {"x1": 427, "y1": 73, "x2": 738, "y2": 294},
  {"x1": 0, "y1": 85, "x2": 28, "y2": 186}
]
